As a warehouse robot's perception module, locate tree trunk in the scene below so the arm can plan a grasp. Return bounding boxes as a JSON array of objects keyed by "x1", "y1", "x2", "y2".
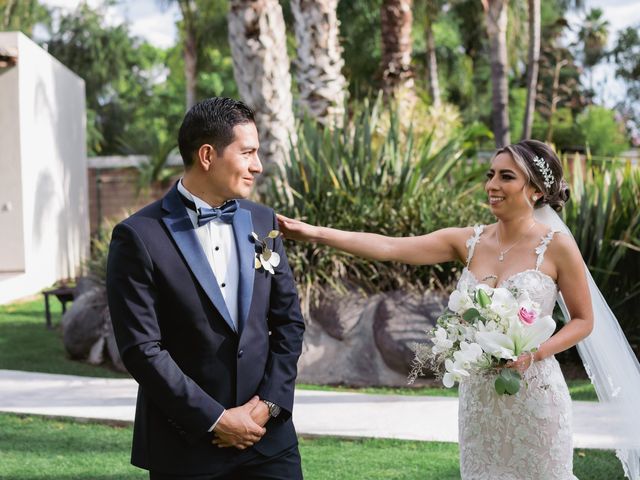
[
  {"x1": 546, "y1": 57, "x2": 568, "y2": 143},
  {"x1": 178, "y1": 0, "x2": 198, "y2": 111},
  {"x1": 425, "y1": 0, "x2": 441, "y2": 107},
  {"x1": 482, "y1": 0, "x2": 510, "y2": 148},
  {"x1": 228, "y1": 0, "x2": 296, "y2": 173},
  {"x1": 183, "y1": 28, "x2": 197, "y2": 110},
  {"x1": 380, "y1": 0, "x2": 415, "y2": 99},
  {"x1": 522, "y1": 0, "x2": 540, "y2": 140},
  {"x1": 291, "y1": 0, "x2": 347, "y2": 127}
]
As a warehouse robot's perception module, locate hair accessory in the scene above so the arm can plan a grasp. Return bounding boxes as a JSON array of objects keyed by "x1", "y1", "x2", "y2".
[{"x1": 532, "y1": 155, "x2": 555, "y2": 189}]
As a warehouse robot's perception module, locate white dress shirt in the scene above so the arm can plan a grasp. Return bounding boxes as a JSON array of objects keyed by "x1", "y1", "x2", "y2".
[{"x1": 177, "y1": 179, "x2": 239, "y2": 431}]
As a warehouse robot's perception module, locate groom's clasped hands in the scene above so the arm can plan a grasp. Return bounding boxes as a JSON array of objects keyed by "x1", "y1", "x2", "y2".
[{"x1": 211, "y1": 396, "x2": 269, "y2": 450}]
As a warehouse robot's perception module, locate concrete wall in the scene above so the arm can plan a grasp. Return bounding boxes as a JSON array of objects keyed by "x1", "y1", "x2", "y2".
[{"x1": 0, "y1": 32, "x2": 89, "y2": 304}]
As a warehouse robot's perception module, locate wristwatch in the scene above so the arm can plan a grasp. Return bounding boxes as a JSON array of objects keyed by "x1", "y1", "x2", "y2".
[{"x1": 261, "y1": 400, "x2": 281, "y2": 418}]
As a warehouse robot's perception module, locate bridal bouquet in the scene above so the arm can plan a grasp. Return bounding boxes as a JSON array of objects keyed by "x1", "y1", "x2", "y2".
[{"x1": 409, "y1": 284, "x2": 556, "y2": 395}]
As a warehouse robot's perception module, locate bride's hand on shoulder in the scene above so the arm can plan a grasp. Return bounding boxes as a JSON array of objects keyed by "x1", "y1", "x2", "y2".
[{"x1": 276, "y1": 214, "x2": 319, "y2": 243}]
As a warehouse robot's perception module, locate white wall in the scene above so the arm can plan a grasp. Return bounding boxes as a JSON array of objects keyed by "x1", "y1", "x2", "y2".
[{"x1": 0, "y1": 32, "x2": 89, "y2": 304}]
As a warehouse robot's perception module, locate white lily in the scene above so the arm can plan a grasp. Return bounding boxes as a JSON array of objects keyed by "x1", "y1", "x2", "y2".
[
  {"x1": 489, "y1": 287, "x2": 519, "y2": 318},
  {"x1": 453, "y1": 341, "x2": 484, "y2": 367},
  {"x1": 443, "y1": 358, "x2": 471, "y2": 388},
  {"x1": 431, "y1": 327, "x2": 454, "y2": 354},
  {"x1": 475, "y1": 314, "x2": 556, "y2": 359},
  {"x1": 448, "y1": 289, "x2": 473, "y2": 314}
]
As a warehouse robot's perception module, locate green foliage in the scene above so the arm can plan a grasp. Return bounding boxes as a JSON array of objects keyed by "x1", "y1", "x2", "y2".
[
  {"x1": 0, "y1": 0, "x2": 49, "y2": 35},
  {"x1": 563, "y1": 156, "x2": 640, "y2": 346},
  {"x1": 576, "y1": 106, "x2": 629, "y2": 156},
  {"x1": 43, "y1": 3, "x2": 165, "y2": 155},
  {"x1": 267, "y1": 99, "x2": 492, "y2": 296}
]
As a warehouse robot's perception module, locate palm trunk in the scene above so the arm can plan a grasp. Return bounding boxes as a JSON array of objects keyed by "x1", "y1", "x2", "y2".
[
  {"x1": 178, "y1": 0, "x2": 198, "y2": 110},
  {"x1": 425, "y1": 0, "x2": 441, "y2": 107},
  {"x1": 380, "y1": 0, "x2": 415, "y2": 99},
  {"x1": 546, "y1": 57, "x2": 568, "y2": 143},
  {"x1": 522, "y1": 0, "x2": 540, "y2": 140},
  {"x1": 291, "y1": 0, "x2": 347, "y2": 127},
  {"x1": 183, "y1": 28, "x2": 197, "y2": 110},
  {"x1": 227, "y1": 0, "x2": 296, "y2": 172},
  {"x1": 483, "y1": 0, "x2": 510, "y2": 148}
]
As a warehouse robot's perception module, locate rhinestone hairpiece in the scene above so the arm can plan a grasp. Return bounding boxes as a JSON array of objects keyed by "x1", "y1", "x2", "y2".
[{"x1": 532, "y1": 155, "x2": 554, "y2": 189}]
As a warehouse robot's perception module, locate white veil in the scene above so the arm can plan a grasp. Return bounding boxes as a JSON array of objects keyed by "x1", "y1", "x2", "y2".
[{"x1": 534, "y1": 205, "x2": 640, "y2": 479}]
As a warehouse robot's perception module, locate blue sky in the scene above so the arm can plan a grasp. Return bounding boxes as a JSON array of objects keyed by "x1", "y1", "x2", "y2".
[{"x1": 40, "y1": 0, "x2": 639, "y2": 107}]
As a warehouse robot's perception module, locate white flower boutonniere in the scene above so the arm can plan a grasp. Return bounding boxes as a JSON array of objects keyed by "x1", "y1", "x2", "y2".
[{"x1": 251, "y1": 230, "x2": 282, "y2": 274}]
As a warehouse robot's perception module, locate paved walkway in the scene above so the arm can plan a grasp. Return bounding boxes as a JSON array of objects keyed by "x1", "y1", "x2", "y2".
[{"x1": 0, "y1": 369, "x2": 626, "y2": 450}]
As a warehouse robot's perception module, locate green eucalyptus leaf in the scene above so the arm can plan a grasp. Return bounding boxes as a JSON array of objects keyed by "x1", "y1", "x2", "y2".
[
  {"x1": 498, "y1": 369, "x2": 521, "y2": 396},
  {"x1": 268, "y1": 230, "x2": 281, "y2": 239},
  {"x1": 494, "y1": 375, "x2": 507, "y2": 395},
  {"x1": 263, "y1": 248, "x2": 272, "y2": 261},
  {"x1": 462, "y1": 308, "x2": 481, "y2": 322},
  {"x1": 254, "y1": 257, "x2": 262, "y2": 269}
]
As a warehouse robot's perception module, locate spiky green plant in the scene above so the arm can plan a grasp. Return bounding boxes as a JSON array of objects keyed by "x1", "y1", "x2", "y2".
[{"x1": 268, "y1": 99, "x2": 492, "y2": 297}]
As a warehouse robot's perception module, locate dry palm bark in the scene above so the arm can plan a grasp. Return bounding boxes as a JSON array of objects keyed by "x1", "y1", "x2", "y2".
[
  {"x1": 522, "y1": 0, "x2": 540, "y2": 140},
  {"x1": 380, "y1": 0, "x2": 415, "y2": 99},
  {"x1": 482, "y1": 0, "x2": 510, "y2": 148},
  {"x1": 291, "y1": 0, "x2": 347, "y2": 127},
  {"x1": 228, "y1": 0, "x2": 296, "y2": 172}
]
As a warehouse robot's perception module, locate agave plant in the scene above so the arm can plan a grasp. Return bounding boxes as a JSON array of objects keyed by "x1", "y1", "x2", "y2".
[
  {"x1": 563, "y1": 153, "x2": 640, "y2": 344},
  {"x1": 268, "y1": 98, "x2": 492, "y2": 297}
]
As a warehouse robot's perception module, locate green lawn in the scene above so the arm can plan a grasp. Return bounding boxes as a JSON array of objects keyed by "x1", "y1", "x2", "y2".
[
  {"x1": 0, "y1": 413, "x2": 626, "y2": 480},
  {"x1": 0, "y1": 299, "x2": 597, "y2": 400},
  {"x1": 0, "y1": 299, "x2": 127, "y2": 378}
]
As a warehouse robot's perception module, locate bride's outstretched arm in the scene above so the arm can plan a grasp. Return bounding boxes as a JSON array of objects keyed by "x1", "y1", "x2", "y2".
[
  {"x1": 534, "y1": 233, "x2": 594, "y2": 362},
  {"x1": 276, "y1": 214, "x2": 468, "y2": 266}
]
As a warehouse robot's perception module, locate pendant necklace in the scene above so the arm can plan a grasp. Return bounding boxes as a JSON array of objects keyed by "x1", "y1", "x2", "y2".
[{"x1": 496, "y1": 221, "x2": 536, "y2": 262}]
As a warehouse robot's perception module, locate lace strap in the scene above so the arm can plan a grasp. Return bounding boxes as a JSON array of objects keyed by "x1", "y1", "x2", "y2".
[
  {"x1": 465, "y1": 225, "x2": 485, "y2": 266},
  {"x1": 535, "y1": 229, "x2": 560, "y2": 270}
]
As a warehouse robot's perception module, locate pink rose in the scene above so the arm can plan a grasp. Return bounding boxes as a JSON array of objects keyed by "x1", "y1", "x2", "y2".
[{"x1": 518, "y1": 307, "x2": 537, "y2": 325}]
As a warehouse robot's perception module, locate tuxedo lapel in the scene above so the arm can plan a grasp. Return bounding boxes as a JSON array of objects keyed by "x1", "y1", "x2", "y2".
[
  {"x1": 232, "y1": 206, "x2": 255, "y2": 334},
  {"x1": 161, "y1": 186, "x2": 237, "y2": 333}
]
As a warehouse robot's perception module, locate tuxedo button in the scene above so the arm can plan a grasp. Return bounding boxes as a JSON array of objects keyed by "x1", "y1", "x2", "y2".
[
  {"x1": 215, "y1": 246, "x2": 220, "y2": 251},
  {"x1": 221, "y1": 283, "x2": 226, "y2": 288},
  {"x1": 238, "y1": 350, "x2": 244, "y2": 358}
]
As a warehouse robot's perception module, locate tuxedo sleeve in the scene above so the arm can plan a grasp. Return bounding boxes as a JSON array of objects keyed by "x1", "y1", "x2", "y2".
[
  {"x1": 106, "y1": 221, "x2": 225, "y2": 441},
  {"x1": 256, "y1": 211, "x2": 306, "y2": 420}
]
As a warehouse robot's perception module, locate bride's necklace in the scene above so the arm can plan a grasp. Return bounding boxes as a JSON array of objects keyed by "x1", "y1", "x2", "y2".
[{"x1": 496, "y1": 221, "x2": 536, "y2": 262}]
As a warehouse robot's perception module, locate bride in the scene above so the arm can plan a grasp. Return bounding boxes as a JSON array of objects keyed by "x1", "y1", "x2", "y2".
[{"x1": 277, "y1": 139, "x2": 639, "y2": 479}]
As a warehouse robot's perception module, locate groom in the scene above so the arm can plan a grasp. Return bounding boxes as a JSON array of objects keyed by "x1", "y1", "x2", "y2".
[{"x1": 106, "y1": 97, "x2": 305, "y2": 479}]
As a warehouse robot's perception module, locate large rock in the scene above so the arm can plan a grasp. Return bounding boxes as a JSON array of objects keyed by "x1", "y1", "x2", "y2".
[
  {"x1": 297, "y1": 288, "x2": 446, "y2": 386},
  {"x1": 373, "y1": 290, "x2": 446, "y2": 374},
  {"x1": 61, "y1": 283, "x2": 126, "y2": 372}
]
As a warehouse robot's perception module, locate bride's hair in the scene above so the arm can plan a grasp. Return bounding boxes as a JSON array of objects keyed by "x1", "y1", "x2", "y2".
[{"x1": 496, "y1": 139, "x2": 570, "y2": 212}]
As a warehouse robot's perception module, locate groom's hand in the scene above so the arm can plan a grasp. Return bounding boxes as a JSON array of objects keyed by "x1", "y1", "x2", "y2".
[
  {"x1": 212, "y1": 396, "x2": 266, "y2": 449},
  {"x1": 250, "y1": 400, "x2": 270, "y2": 427}
]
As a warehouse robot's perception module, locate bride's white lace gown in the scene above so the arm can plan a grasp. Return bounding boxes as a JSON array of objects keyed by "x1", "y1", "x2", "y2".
[{"x1": 457, "y1": 225, "x2": 578, "y2": 480}]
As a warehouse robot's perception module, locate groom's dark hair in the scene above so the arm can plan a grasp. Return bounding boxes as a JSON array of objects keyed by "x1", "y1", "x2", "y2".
[{"x1": 178, "y1": 97, "x2": 255, "y2": 168}]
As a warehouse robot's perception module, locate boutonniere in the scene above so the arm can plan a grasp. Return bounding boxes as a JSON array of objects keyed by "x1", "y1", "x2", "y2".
[{"x1": 251, "y1": 230, "x2": 282, "y2": 274}]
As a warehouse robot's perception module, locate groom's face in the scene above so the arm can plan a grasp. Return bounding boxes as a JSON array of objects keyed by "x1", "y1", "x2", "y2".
[{"x1": 207, "y1": 122, "x2": 262, "y2": 200}]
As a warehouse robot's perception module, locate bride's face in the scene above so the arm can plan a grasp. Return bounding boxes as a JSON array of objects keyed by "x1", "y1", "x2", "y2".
[{"x1": 485, "y1": 152, "x2": 537, "y2": 217}]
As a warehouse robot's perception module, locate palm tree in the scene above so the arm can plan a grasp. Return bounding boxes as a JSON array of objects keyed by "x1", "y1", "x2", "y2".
[
  {"x1": 424, "y1": 0, "x2": 441, "y2": 107},
  {"x1": 158, "y1": 0, "x2": 199, "y2": 110},
  {"x1": 521, "y1": 0, "x2": 540, "y2": 140},
  {"x1": 482, "y1": 0, "x2": 510, "y2": 147},
  {"x1": 578, "y1": 7, "x2": 610, "y2": 91},
  {"x1": 379, "y1": 0, "x2": 415, "y2": 98},
  {"x1": 227, "y1": 0, "x2": 296, "y2": 172},
  {"x1": 291, "y1": 0, "x2": 347, "y2": 127}
]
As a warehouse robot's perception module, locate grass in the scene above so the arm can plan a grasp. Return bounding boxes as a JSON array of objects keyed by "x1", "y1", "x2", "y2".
[
  {"x1": 0, "y1": 299, "x2": 598, "y2": 400},
  {"x1": 0, "y1": 413, "x2": 626, "y2": 480},
  {"x1": 0, "y1": 298, "x2": 127, "y2": 378}
]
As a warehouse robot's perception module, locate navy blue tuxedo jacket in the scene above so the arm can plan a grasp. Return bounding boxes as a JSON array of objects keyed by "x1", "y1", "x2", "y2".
[{"x1": 106, "y1": 184, "x2": 305, "y2": 475}]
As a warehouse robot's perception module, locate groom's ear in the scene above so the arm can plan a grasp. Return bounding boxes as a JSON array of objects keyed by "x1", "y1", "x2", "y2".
[{"x1": 196, "y1": 144, "x2": 217, "y2": 172}]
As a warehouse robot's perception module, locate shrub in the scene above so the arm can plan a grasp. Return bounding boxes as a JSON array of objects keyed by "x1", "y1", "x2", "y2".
[
  {"x1": 576, "y1": 106, "x2": 629, "y2": 157},
  {"x1": 268, "y1": 99, "x2": 492, "y2": 298}
]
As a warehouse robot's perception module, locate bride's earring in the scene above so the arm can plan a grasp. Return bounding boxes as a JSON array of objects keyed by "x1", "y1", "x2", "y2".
[{"x1": 532, "y1": 195, "x2": 539, "y2": 202}]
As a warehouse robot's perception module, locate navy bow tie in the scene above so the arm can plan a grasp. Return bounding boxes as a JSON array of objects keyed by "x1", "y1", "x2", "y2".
[{"x1": 180, "y1": 194, "x2": 238, "y2": 226}]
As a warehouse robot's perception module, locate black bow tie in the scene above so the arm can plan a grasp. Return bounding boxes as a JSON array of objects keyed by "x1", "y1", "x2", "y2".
[{"x1": 179, "y1": 194, "x2": 238, "y2": 226}]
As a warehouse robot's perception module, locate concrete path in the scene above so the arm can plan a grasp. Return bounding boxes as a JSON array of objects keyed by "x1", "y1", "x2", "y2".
[{"x1": 0, "y1": 369, "x2": 627, "y2": 450}]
